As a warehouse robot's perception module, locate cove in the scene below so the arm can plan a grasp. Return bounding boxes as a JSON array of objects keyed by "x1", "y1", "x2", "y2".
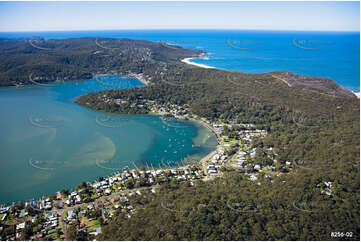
[{"x1": 0, "y1": 75, "x2": 217, "y2": 204}]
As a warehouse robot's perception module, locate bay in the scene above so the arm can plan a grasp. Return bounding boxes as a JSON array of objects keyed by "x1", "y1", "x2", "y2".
[{"x1": 0, "y1": 76, "x2": 217, "y2": 204}]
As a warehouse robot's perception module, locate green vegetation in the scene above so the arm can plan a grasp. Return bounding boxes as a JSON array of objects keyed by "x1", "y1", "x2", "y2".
[
  {"x1": 77, "y1": 48, "x2": 359, "y2": 240},
  {"x1": 0, "y1": 37, "x2": 358, "y2": 240},
  {"x1": 0, "y1": 37, "x2": 203, "y2": 86}
]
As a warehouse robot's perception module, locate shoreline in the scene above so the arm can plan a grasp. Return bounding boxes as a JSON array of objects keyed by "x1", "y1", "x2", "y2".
[
  {"x1": 181, "y1": 57, "x2": 360, "y2": 97},
  {"x1": 0, "y1": 112, "x2": 219, "y2": 206},
  {"x1": 181, "y1": 57, "x2": 215, "y2": 69},
  {"x1": 352, "y1": 91, "x2": 360, "y2": 99},
  {"x1": 2, "y1": 68, "x2": 359, "y2": 97},
  {"x1": 127, "y1": 72, "x2": 149, "y2": 86}
]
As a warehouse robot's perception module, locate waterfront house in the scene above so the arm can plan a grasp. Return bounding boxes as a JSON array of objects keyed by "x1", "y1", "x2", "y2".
[
  {"x1": 75, "y1": 195, "x2": 82, "y2": 204},
  {"x1": 93, "y1": 183, "x2": 101, "y2": 189}
]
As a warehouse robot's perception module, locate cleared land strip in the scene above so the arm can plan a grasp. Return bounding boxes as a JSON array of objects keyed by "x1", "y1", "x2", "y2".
[{"x1": 271, "y1": 74, "x2": 292, "y2": 87}]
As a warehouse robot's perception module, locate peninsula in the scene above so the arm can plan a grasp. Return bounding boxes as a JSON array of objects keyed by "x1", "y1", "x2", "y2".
[{"x1": 0, "y1": 37, "x2": 359, "y2": 241}]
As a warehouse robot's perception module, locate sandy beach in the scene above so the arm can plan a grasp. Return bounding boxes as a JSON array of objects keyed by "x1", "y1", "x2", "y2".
[
  {"x1": 128, "y1": 73, "x2": 150, "y2": 86},
  {"x1": 353, "y1": 92, "x2": 360, "y2": 99},
  {"x1": 181, "y1": 57, "x2": 215, "y2": 69}
]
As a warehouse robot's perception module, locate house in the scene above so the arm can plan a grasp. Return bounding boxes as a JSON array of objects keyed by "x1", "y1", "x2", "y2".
[
  {"x1": 67, "y1": 209, "x2": 76, "y2": 220},
  {"x1": 238, "y1": 151, "x2": 246, "y2": 158},
  {"x1": 75, "y1": 195, "x2": 82, "y2": 203},
  {"x1": 119, "y1": 196, "x2": 128, "y2": 202},
  {"x1": 19, "y1": 209, "x2": 28, "y2": 218},
  {"x1": 324, "y1": 181, "x2": 332, "y2": 188},
  {"x1": 208, "y1": 168, "x2": 217, "y2": 174},
  {"x1": 44, "y1": 202, "x2": 52, "y2": 210},
  {"x1": 325, "y1": 190, "x2": 332, "y2": 196},
  {"x1": 249, "y1": 175, "x2": 258, "y2": 181},
  {"x1": 95, "y1": 227, "x2": 101, "y2": 235},
  {"x1": 16, "y1": 222, "x2": 25, "y2": 230}
]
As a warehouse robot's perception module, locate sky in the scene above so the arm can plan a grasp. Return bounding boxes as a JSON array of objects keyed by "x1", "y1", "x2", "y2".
[{"x1": 0, "y1": 1, "x2": 359, "y2": 32}]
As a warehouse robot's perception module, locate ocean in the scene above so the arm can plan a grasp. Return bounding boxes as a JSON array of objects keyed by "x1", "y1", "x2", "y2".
[{"x1": 1, "y1": 29, "x2": 359, "y2": 92}]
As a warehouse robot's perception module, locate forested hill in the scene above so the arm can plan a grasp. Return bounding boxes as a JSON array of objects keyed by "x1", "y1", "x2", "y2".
[
  {"x1": 77, "y1": 66, "x2": 357, "y2": 119},
  {"x1": 74, "y1": 39, "x2": 359, "y2": 240},
  {"x1": 1, "y1": 37, "x2": 359, "y2": 240},
  {"x1": 0, "y1": 37, "x2": 203, "y2": 86},
  {"x1": 83, "y1": 66, "x2": 359, "y2": 240}
]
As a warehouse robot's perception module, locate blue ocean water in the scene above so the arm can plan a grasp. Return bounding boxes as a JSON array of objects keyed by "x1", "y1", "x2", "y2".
[{"x1": 1, "y1": 29, "x2": 359, "y2": 91}]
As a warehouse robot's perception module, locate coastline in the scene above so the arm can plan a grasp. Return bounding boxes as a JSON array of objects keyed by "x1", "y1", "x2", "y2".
[
  {"x1": 181, "y1": 57, "x2": 215, "y2": 69},
  {"x1": 181, "y1": 57, "x2": 360, "y2": 97},
  {"x1": 128, "y1": 73, "x2": 149, "y2": 86},
  {"x1": 352, "y1": 91, "x2": 360, "y2": 99},
  {"x1": 0, "y1": 111, "x2": 218, "y2": 206}
]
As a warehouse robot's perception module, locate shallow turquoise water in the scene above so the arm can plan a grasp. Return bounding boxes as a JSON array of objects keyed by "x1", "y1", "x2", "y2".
[{"x1": 0, "y1": 76, "x2": 217, "y2": 204}]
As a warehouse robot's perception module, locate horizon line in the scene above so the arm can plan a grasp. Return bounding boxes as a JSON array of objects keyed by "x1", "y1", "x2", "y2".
[{"x1": 0, "y1": 28, "x2": 360, "y2": 33}]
